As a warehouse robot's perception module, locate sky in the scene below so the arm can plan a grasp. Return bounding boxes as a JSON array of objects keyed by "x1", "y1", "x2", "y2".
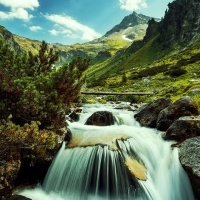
[{"x1": 0, "y1": 0, "x2": 172, "y2": 45}]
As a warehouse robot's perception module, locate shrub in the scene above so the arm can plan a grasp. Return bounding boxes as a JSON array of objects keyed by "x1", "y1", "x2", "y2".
[
  {"x1": 165, "y1": 68, "x2": 187, "y2": 76},
  {"x1": 0, "y1": 40, "x2": 90, "y2": 127},
  {"x1": 0, "y1": 39, "x2": 90, "y2": 163}
]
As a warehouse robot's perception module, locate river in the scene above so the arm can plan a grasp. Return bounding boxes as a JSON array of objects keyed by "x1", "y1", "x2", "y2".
[{"x1": 18, "y1": 103, "x2": 195, "y2": 200}]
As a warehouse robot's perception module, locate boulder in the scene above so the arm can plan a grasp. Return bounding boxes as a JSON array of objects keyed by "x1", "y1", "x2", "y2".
[
  {"x1": 68, "y1": 111, "x2": 80, "y2": 122},
  {"x1": 179, "y1": 136, "x2": 200, "y2": 199},
  {"x1": 157, "y1": 96, "x2": 199, "y2": 131},
  {"x1": 85, "y1": 111, "x2": 115, "y2": 126},
  {"x1": 163, "y1": 116, "x2": 200, "y2": 142},
  {"x1": 134, "y1": 98, "x2": 172, "y2": 128}
]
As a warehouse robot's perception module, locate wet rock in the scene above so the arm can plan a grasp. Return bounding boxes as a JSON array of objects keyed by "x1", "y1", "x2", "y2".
[
  {"x1": 134, "y1": 98, "x2": 172, "y2": 128},
  {"x1": 64, "y1": 128, "x2": 72, "y2": 142},
  {"x1": 114, "y1": 105, "x2": 124, "y2": 109},
  {"x1": 68, "y1": 111, "x2": 80, "y2": 122},
  {"x1": 179, "y1": 136, "x2": 200, "y2": 199},
  {"x1": 163, "y1": 116, "x2": 200, "y2": 142},
  {"x1": 10, "y1": 195, "x2": 32, "y2": 200},
  {"x1": 157, "y1": 96, "x2": 199, "y2": 131},
  {"x1": 85, "y1": 111, "x2": 115, "y2": 126}
]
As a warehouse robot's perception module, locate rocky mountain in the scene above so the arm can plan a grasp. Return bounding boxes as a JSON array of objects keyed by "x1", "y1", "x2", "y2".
[
  {"x1": 105, "y1": 11, "x2": 155, "y2": 40},
  {"x1": 2, "y1": 11, "x2": 156, "y2": 65},
  {"x1": 0, "y1": 26, "x2": 22, "y2": 53},
  {"x1": 125, "y1": 0, "x2": 200, "y2": 55},
  {"x1": 84, "y1": 0, "x2": 200, "y2": 102},
  {"x1": 159, "y1": 0, "x2": 200, "y2": 48}
]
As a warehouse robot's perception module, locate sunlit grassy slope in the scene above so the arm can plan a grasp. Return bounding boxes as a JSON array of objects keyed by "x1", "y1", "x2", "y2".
[
  {"x1": 13, "y1": 33, "x2": 132, "y2": 65},
  {"x1": 85, "y1": 34, "x2": 200, "y2": 103}
]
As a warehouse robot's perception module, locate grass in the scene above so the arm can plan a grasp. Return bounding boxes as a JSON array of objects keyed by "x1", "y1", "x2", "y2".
[{"x1": 85, "y1": 34, "x2": 200, "y2": 103}]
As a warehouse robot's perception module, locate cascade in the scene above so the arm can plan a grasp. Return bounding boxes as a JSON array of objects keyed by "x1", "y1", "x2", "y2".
[{"x1": 19, "y1": 104, "x2": 195, "y2": 200}]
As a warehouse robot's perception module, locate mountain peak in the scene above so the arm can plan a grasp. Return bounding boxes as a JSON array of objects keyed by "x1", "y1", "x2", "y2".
[{"x1": 105, "y1": 12, "x2": 159, "y2": 36}]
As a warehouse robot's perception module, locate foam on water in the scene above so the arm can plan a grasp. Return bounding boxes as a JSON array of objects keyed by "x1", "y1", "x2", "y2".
[{"x1": 18, "y1": 104, "x2": 195, "y2": 200}]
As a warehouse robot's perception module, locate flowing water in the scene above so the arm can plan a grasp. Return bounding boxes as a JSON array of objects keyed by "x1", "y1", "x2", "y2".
[{"x1": 19, "y1": 103, "x2": 195, "y2": 200}]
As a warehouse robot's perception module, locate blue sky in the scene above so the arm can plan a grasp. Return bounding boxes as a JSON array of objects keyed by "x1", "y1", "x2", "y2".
[{"x1": 0, "y1": 0, "x2": 172, "y2": 45}]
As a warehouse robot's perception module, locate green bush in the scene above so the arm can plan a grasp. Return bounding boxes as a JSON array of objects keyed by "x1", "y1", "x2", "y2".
[
  {"x1": 0, "y1": 40, "x2": 89, "y2": 128},
  {"x1": 0, "y1": 39, "x2": 90, "y2": 159},
  {"x1": 165, "y1": 68, "x2": 187, "y2": 76}
]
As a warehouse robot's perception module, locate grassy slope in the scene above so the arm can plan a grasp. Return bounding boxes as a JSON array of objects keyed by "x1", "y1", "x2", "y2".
[
  {"x1": 13, "y1": 34, "x2": 132, "y2": 65},
  {"x1": 85, "y1": 35, "x2": 200, "y2": 103}
]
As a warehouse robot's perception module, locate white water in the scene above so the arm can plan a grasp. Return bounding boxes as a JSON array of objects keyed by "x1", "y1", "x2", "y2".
[{"x1": 18, "y1": 103, "x2": 195, "y2": 200}]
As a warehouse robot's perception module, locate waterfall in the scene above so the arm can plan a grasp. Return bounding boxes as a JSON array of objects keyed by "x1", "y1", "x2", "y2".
[{"x1": 19, "y1": 103, "x2": 195, "y2": 200}]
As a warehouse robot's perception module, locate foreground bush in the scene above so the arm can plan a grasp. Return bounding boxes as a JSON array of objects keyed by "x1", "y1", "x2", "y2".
[{"x1": 0, "y1": 39, "x2": 89, "y2": 151}]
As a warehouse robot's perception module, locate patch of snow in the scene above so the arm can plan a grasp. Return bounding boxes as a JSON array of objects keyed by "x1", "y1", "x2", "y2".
[{"x1": 122, "y1": 35, "x2": 133, "y2": 42}]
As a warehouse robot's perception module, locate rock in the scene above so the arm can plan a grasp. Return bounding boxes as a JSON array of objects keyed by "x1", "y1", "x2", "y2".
[
  {"x1": 157, "y1": 96, "x2": 199, "y2": 131},
  {"x1": 163, "y1": 116, "x2": 200, "y2": 142},
  {"x1": 64, "y1": 128, "x2": 72, "y2": 142},
  {"x1": 68, "y1": 111, "x2": 80, "y2": 122},
  {"x1": 179, "y1": 136, "x2": 200, "y2": 199},
  {"x1": 134, "y1": 98, "x2": 172, "y2": 128},
  {"x1": 75, "y1": 107, "x2": 82, "y2": 113},
  {"x1": 114, "y1": 105, "x2": 124, "y2": 109},
  {"x1": 10, "y1": 195, "x2": 32, "y2": 200},
  {"x1": 190, "y1": 88, "x2": 200, "y2": 95},
  {"x1": 85, "y1": 111, "x2": 115, "y2": 126}
]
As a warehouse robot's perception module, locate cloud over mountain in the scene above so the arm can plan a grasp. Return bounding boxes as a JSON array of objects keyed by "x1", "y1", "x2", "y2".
[
  {"x1": 0, "y1": 0, "x2": 39, "y2": 21},
  {"x1": 119, "y1": 0, "x2": 147, "y2": 11},
  {"x1": 45, "y1": 14, "x2": 102, "y2": 41}
]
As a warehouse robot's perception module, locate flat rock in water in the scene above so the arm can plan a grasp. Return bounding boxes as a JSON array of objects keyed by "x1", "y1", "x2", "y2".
[
  {"x1": 179, "y1": 136, "x2": 200, "y2": 199},
  {"x1": 125, "y1": 157, "x2": 147, "y2": 181}
]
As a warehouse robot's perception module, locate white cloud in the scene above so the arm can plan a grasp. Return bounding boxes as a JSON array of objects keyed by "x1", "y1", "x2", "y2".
[
  {"x1": 0, "y1": 0, "x2": 39, "y2": 10},
  {"x1": 0, "y1": 0, "x2": 39, "y2": 21},
  {"x1": 49, "y1": 29, "x2": 59, "y2": 36},
  {"x1": 45, "y1": 14, "x2": 102, "y2": 42},
  {"x1": 30, "y1": 26, "x2": 42, "y2": 32},
  {"x1": 119, "y1": 0, "x2": 147, "y2": 11}
]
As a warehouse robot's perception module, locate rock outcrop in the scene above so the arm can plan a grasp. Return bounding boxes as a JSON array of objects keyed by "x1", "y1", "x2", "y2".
[
  {"x1": 156, "y1": 96, "x2": 199, "y2": 131},
  {"x1": 163, "y1": 116, "x2": 200, "y2": 142},
  {"x1": 134, "y1": 97, "x2": 172, "y2": 128},
  {"x1": 179, "y1": 136, "x2": 200, "y2": 199},
  {"x1": 85, "y1": 111, "x2": 115, "y2": 126},
  {"x1": 0, "y1": 26, "x2": 22, "y2": 53},
  {"x1": 160, "y1": 0, "x2": 200, "y2": 48}
]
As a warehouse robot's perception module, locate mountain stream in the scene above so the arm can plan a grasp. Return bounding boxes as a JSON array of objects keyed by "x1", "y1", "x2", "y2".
[{"x1": 18, "y1": 103, "x2": 195, "y2": 200}]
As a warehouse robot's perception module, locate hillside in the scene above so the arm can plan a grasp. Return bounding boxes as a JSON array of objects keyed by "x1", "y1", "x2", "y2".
[
  {"x1": 1, "y1": 0, "x2": 200, "y2": 104},
  {"x1": 11, "y1": 11, "x2": 152, "y2": 66},
  {"x1": 85, "y1": 0, "x2": 200, "y2": 103}
]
